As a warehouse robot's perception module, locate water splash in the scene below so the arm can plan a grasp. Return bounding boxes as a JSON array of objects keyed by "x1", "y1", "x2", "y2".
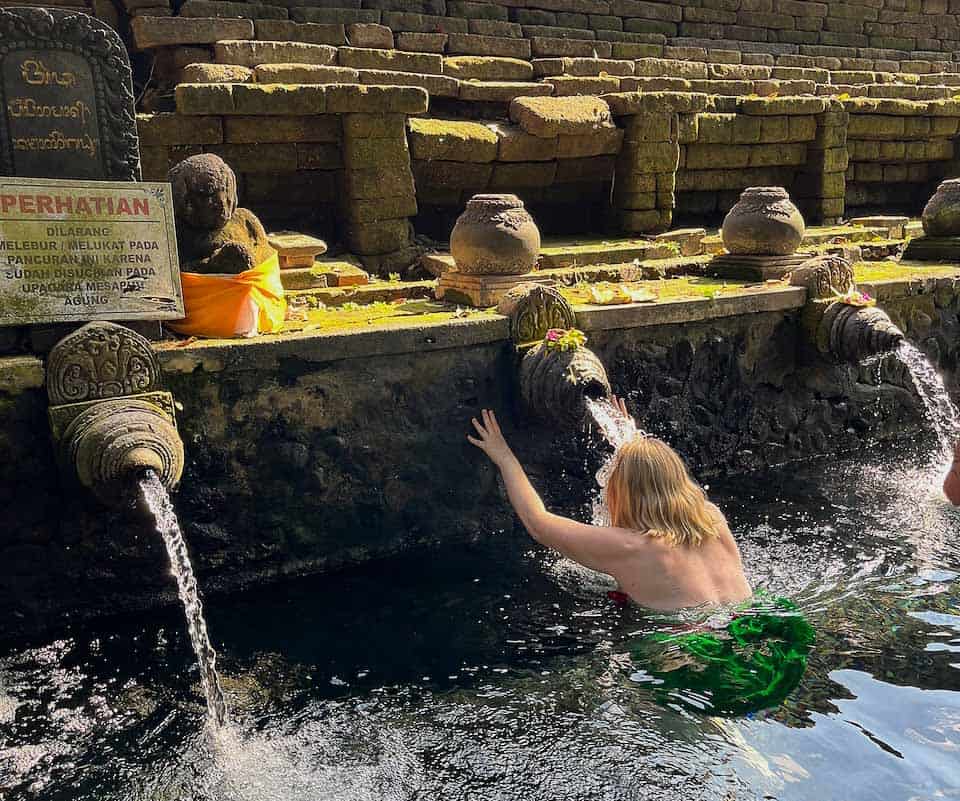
[
  {"x1": 896, "y1": 341, "x2": 960, "y2": 460},
  {"x1": 139, "y1": 471, "x2": 229, "y2": 728}
]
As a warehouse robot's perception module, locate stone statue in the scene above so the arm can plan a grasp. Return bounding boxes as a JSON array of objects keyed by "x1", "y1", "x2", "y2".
[{"x1": 168, "y1": 153, "x2": 274, "y2": 275}]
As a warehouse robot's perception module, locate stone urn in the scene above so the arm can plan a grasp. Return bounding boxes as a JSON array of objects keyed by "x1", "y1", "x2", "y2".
[
  {"x1": 921, "y1": 179, "x2": 960, "y2": 237},
  {"x1": 721, "y1": 186, "x2": 805, "y2": 256},
  {"x1": 450, "y1": 194, "x2": 541, "y2": 275}
]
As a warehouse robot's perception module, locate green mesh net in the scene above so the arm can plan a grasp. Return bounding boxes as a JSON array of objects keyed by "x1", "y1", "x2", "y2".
[{"x1": 630, "y1": 595, "x2": 815, "y2": 717}]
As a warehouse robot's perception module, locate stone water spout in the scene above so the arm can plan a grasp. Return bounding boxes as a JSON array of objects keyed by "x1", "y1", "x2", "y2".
[
  {"x1": 791, "y1": 256, "x2": 904, "y2": 364},
  {"x1": 498, "y1": 284, "x2": 612, "y2": 428},
  {"x1": 46, "y1": 322, "x2": 184, "y2": 507}
]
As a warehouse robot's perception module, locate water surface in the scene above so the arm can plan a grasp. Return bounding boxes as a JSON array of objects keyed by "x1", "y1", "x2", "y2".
[{"x1": 2, "y1": 446, "x2": 959, "y2": 800}]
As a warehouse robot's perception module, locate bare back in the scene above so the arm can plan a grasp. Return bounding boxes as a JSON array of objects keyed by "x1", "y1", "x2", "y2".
[{"x1": 604, "y1": 505, "x2": 751, "y2": 611}]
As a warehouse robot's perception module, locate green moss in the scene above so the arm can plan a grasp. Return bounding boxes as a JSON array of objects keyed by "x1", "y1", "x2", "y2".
[
  {"x1": 283, "y1": 298, "x2": 495, "y2": 335},
  {"x1": 853, "y1": 260, "x2": 960, "y2": 283}
]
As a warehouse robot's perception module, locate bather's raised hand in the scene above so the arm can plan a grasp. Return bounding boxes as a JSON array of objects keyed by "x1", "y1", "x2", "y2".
[{"x1": 468, "y1": 409, "x2": 517, "y2": 468}]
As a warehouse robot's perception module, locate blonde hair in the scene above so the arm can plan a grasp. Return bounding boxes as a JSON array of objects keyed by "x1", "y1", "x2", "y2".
[{"x1": 605, "y1": 436, "x2": 719, "y2": 547}]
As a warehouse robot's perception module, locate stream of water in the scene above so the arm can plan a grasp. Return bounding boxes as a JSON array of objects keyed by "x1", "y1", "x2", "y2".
[
  {"x1": 139, "y1": 471, "x2": 229, "y2": 729},
  {"x1": 896, "y1": 341, "x2": 960, "y2": 460}
]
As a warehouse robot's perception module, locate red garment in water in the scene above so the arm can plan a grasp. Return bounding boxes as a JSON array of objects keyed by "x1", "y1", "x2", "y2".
[{"x1": 608, "y1": 590, "x2": 631, "y2": 606}]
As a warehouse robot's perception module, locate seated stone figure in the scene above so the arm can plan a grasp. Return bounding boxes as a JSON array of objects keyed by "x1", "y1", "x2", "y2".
[{"x1": 168, "y1": 153, "x2": 273, "y2": 275}]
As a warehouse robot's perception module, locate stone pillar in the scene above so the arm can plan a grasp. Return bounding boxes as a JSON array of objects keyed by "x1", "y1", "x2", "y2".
[
  {"x1": 612, "y1": 111, "x2": 678, "y2": 234},
  {"x1": 340, "y1": 113, "x2": 420, "y2": 277},
  {"x1": 795, "y1": 99, "x2": 849, "y2": 225}
]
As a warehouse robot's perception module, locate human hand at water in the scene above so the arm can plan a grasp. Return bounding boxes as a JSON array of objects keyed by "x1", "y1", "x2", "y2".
[{"x1": 468, "y1": 409, "x2": 517, "y2": 469}]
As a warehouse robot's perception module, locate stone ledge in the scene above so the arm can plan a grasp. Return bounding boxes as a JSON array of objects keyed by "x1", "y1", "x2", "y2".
[
  {"x1": 0, "y1": 356, "x2": 44, "y2": 394},
  {"x1": 156, "y1": 316, "x2": 510, "y2": 373},
  {"x1": 574, "y1": 286, "x2": 807, "y2": 331}
]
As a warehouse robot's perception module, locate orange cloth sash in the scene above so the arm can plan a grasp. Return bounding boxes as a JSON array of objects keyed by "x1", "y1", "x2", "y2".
[{"x1": 168, "y1": 252, "x2": 286, "y2": 338}]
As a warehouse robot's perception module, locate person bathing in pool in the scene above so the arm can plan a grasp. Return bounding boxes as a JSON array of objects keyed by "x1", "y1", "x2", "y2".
[{"x1": 468, "y1": 399, "x2": 752, "y2": 612}]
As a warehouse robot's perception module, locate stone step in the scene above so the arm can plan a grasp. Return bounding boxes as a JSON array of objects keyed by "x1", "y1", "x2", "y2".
[
  {"x1": 253, "y1": 19, "x2": 346, "y2": 46},
  {"x1": 338, "y1": 46, "x2": 443, "y2": 75},
  {"x1": 357, "y1": 69, "x2": 459, "y2": 97},
  {"x1": 458, "y1": 80, "x2": 552, "y2": 102},
  {"x1": 253, "y1": 63, "x2": 359, "y2": 83},
  {"x1": 180, "y1": 0, "x2": 288, "y2": 20},
  {"x1": 443, "y1": 55, "x2": 534, "y2": 81},
  {"x1": 446, "y1": 33, "x2": 532, "y2": 59},
  {"x1": 214, "y1": 39, "x2": 338, "y2": 66},
  {"x1": 131, "y1": 16, "x2": 253, "y2": 49}
]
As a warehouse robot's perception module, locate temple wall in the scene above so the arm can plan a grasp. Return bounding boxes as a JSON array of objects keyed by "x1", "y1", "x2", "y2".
[{"x1": 1, "y1": 279, "x2": 958, "y2": 640}]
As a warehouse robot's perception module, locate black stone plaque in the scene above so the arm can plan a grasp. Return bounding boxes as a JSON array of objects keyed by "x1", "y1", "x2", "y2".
[{"x1": 0, "y1": 7, "x2": 140, "y2": 182}]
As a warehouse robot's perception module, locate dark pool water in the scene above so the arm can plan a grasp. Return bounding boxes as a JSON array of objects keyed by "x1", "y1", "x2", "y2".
[{"x1": 2, "y1": 447, "x2": 960, "y2": 801}]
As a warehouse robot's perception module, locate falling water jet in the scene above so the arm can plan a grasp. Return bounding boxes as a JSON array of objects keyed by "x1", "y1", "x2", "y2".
[
  {"x1": 139, "y1": 469, "x2": 229, "y2": 728},
  {"x1": 895, "y1": 341, "x2": 960, "y2": 460}
]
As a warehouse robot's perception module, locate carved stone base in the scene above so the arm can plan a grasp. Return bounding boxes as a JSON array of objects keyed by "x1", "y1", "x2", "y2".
[
  {"x1": 901, "y1": 236, "x2": 960, "y2": 262},
  {"x1": 710, "y1": 253, "x2": 812, "y2": 281},
  {"x1": 436, "y1": 272, "x2": 555, "y2": 307}
]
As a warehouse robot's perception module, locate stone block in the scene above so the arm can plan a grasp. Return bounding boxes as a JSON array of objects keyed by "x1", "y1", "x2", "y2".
[
  {"x1": 358, "y1": 70, "x2": 460, "y2": 97},
  {"x1": 489, "y1": 161, "x2": 558, "y2": 189},
  {"x1": 343, "y1": 113, "x2": 407, "y2": 138},
  {"x1": 591, "y1": 14, "x2": 624, "y2": 30},
  {"x1": 175, "y1": 83, "x2": 235, "y2": 114},
  {"x1": 253, "y1": 64, "x2": 359, "y2": 83},
  {"x1": 787, "y1": 115, "x2": 817, "y2": 141},
  {"x1": 347, "y1": 23, "x2": 394, "y2": 49},
  {"x1": 131, "y1": 16, "x2": 253, "y2": 49},
  {"x1": 602, "y1": 91, "x2": 710, "y2": 115},
  {"x1": 749, "y1": 142, "x2": 806, "y2": 166},
  {"x1": 255, "y1": 20, "x2": 346, "y2": 45},
  {"x1": 297, "y1": 142, "x2": 343, "y2": 169},
  {"x1": 545, "y1": 75, "x2": 622, "y2": 95},
  {"x1": 685, "y1": 144, "x2": 749, "y2": 170},
  {"x1": 847, "y1": 114, "x2": 905, "y2": 138},
  {"x1": 522, "y1": 24, "x2": 597, "y2": 40},
  {"x1": 931, "y1": 116, "x2": 960, "y2": 136},
  {"x1": 339, "y1": 46, "x2": 443, "y2": 74},
  {"x1": 610, "y1": 42, "x2": 663, "y2": 59},
  {"x1": 613, "y1": 189, "x2": 656, "y2": 209},
  {"x1": 343, "y1": 136, "x2": 409, "y2": 169},
  {"x1": 634, "y1": 57, "x2": 708, "y2": 79},
  {"x1": 556, "y1": 128, "x2": 624, "y2": 158},
  {"x1": 469, "y1": 19, "x2": 523, "y2": 37},
  {"x1": 345, "y1": 219, "x2": 412, "y2": 255},
  {"x1": 180, "y1": 63, "x2": 253, "y2": 83},
  {"x1": 614, "y1": 172, "x2": 655, "y2": 193},
  {"x1": 809, "y1": 146, "x2": 849, "y2": 171},
  {"x1": 509, "y1": 95, "x2": 614, "y2": 137},
  {"x1": 618, "y1": 209, "x2": 667, "y2": 233},
  {"x1": 618, "y1": 141, "x2": 679, "y2": 172},
  {"x1": 291, "y1": 8, "x2": 380, "y2": 24},
  {"x1": 621, "y1": 112, "x2": 674, "y2": 143},
  {"x1": 325, "y1": 84, "x2": 429, "y2": 114},
  {"x1": 208, "y1": 142, "x2": 298, "y2": 172},
  {"x1": 532, "y1": 57, "x2": 566, "y2": 78},
  {"x1": 214, "y1": 40, "x2": 337, "y2": 66},
  {"x1": 555, "y1": 155, "x2": 617, "y2": 183},
  {"x1": 225, "y1": 115, "x2": 341, "y2": 143},
  {"x1": 489, "y1": 124, "x2": 559, "y2": 161},
  {"x1": 677, "y1": 113, "x2": 698, "y2": 143},
  {"x1": 397, "y1": 32, "x2": 448, "y2": 52},
  {"x1": 448, "y1": 0, "x2": 507, "y2": 20},
  {"x1": 619, "y1": 76, "x2": 692, "y2": 92},
  {"x1": 412, "y1": 160, "x2": 493, "y2": 190},
  {"x1": 380, "y1": 11, "x2": 467, "y2": 33},
  {"x1": 739, "y1": 96, "x2": 828, "y2": 115},
  {"x1": 443, "y1": 56, "x2": 534, "y2": 81},
  {"x1": 708, "y1": 63, "x2": 772, "y2": 80},
  {"x1": 344, "y1": 167, "x2": 416, "y2": 199},
  {"x1": 447, "y1": 33, "x2": 531, "y2": 58},
  {"x1": 345, "y1": 195, "x2": 419, "y2": 224},
  {"x1": 231, "y1": 83, "x2": 326, "y2": 114},
  {"x1": 561, "y1": 57, "x2": 635, "y2": 76},
  {"x1": 180, "y1": 0, "x2": 288, "y2": 19},
  {"x1": 529, "y1": 37, "x2": 613, "y2": 58},
  {"x1": 459, "y1": 80, "x2": 552, "y2": 102},
  {"x1": 137, "y1": 112, "x2": 223, "y2": 146},
  {"x1": 408, "y1": 119, "x2": 499, "y2": 161}
]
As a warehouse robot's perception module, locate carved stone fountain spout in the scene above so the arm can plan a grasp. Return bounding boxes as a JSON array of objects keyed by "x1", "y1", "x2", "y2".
[
  {"x1": 498, "y1": 284, "x2": 612, "y2": 428},
  {"x1": 791, "y1": 255, "x2": 904, "y2": 364},
  {"x1": 46, "y1": 322, "x2": 184, "y2": 506}
]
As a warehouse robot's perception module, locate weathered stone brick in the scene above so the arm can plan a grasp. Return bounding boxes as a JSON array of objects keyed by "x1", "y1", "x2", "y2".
[
  {"x1": 446, "y1": 33, "x2": 532, "y2": 58},
  {"x1": 325, "y1": 84, "x2": 429, "y2": 114},
  {"x1": 291, "y1": 7, "x2": 380, "y2": 24},
  {"x1": 622, "y1": 112, "x2": 674, "y2": 142},
  {"x1": 207, "y1": 143, "x2": 298, "y2": 172},
  {"x1": 231, "y1": 84, "x2": 326, "y2": 114},
  {"x1": 443, "y1": 56, "x2": 534, "y2": 81},
  {"x1": 345, "y1": 219, "x2": 412, "y2": 255},
  {"x1": 253, "y1": 64, "x2": 359, "y2": 83},
  {"x1": 634, "y1": 57, "x2": 708, "y2": 79},
  {"x1": 338, "y1": 46, "x2": 443, "y2": 74},
  {"x1": 180, "y1": 63, "x2": 252, "y2": 83},
  {"x1": 545, "y1": 75, "x2": 622, "y2": 95},
  {"x1": 137, "y1": 112, "x2": 223, "y2": 146},
  {"x1": 342, "y1": 136, "x2": 408, "y2": 169},
  {"x1": 408, "y1": 119, "x2": 499, "y2": 162},
  {"x1": 297, "y1": 142, "x2": 342, "y2": 169},
  {"x1": 556, "y1": 128, "x2": 624, "y2": 158},
  {"x1": 489, "y1": 124, "x2": 559, "y2": 161},
  {"x1": 342, "y1": 113, "x2": 408, "y2": 138},
  {"x1": 489, "y1": 162, "x2": 558, "y2": 188},
  {"x1": 358, "y1": 70, "x2": 460, "y2": 98},
  {"x1": 396, "y1": 32, "x2": 448, "y2": 52},
  {"x1": 175, "y1": 83, "x2": 235, "y2": 114},
  {"x1": 180, "y1": 0, "x2": 288, "y2": 19},
  {"x1": 618, "y1": 141, "x2": 679, "y2": 172},
  {"x1": 459, "y1": 80, "x2": 552, "y2": 101},
  {"x1": 344, "y1": 167, "x2": 416, "y2": 199},
  {"x1": 469, "y1": 18, "x2": 523, "y2": 37},
  {"x1": 412, "y1": 160, "x2": 493, "y2": 190},
  {"x1": 131, "y1": 16, "x2": 253, "y2": 49},
  {"x1": 224, "y1": 115, "x2": 341, "y2": 143},
  {"x1": 509, "y1": 95, "x2": 614, "y2": 137},
  {"x1": 554, "y1": 155, "x2": 617, "y2": 183},
  {"x1": 347, "y1": 23, "x2": 394, "y2": 49},
  {"x1": 254, "y1": 20, "x2": 346, "y2": 44},
  {"x1": 344, "y1": 195, "x2": 419, "y2": 224},
  {"x1": 214, "y1": 40, "x2": 337, "y2": 66}
]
